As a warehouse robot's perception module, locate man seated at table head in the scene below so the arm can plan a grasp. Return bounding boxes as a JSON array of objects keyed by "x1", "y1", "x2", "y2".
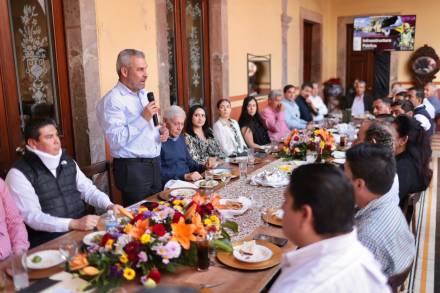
[
  {"x1": 281, "y1": 84, "x2": 309, "y2": 130},
  {"x1": 344, "y1": 143, "x2": 415, "y2": 277},
  {"x1": 348, "y1": 80, "x2": 373, "y2": 117},
  {"x1": 391, "y1": 99, "x2": 414, "y2": 117},
  {"x1": 373, "y1": 97, "x2": 394, "y2": 122},
  {"x1": 270, "y1": 163, "x2": 390, "y2": 293},
  {"x1": 161, "y1": 105, "x2": 215, "y2": 186},
  {"x1": 5, "y1": 118, "x2": 124, "y2": 248}
]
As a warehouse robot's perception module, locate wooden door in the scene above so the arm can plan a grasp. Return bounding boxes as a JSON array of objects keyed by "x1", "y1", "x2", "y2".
[
  {"x1": 303, "y1": 21, "x2": 313, "y2": 83},
  {"x1": 0, "y1": 0, "x2": 74, "y2": 177},
  {"x1": 166, "y1": 0, "x2": 212, "y2": 119},
  {"x1": 346, "y1": 24, "x2": 375, "y2": 95}
]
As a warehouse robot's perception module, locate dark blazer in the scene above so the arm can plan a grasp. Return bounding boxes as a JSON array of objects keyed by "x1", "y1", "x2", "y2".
[
  {"x1": 346, "y1": 94, "x2": 374, "y2": 113},
  {"x1": 295, "y1": 96, "x2": 314, "y2": 122}
]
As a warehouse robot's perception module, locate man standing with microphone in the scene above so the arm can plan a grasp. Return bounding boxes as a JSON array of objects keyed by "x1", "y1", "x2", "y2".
[{"x1": 97, "y1": 49, "x2": 169, "y2": 206}]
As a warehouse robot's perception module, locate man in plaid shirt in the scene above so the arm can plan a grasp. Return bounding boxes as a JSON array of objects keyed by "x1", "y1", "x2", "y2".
[{"x1": 344, "y1": 143, "x2": 415, "y2": 277}]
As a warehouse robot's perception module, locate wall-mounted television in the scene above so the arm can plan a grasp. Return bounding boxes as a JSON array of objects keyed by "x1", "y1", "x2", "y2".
[{"x1": 353, "y1": 15, "x2": 416, "y2": 51}]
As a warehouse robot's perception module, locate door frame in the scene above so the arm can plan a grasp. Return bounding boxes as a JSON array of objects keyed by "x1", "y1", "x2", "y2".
[{"x1": 0, "y1": 0, "x2": 75, "y2": 176}]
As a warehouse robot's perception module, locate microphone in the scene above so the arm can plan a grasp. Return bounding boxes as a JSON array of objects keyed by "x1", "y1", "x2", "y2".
[{"x1": 147, "y1": 92, "x2": 159, "y2": 126}]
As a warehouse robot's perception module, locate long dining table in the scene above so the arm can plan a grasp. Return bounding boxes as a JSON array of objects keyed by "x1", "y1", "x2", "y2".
[{"x1": 0, "y1": 153, "x2": 296, "y2": 292}]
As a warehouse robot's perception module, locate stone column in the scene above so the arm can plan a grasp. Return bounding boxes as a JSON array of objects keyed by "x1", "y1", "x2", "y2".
[
  {"x1": 281, "y1": 0, "x2": 292, "y2": 87},
  {"x1": 209, "y1": 0, "x2": 229, "y2": 123},
  {"x1": 63, "y1": 0, "x2": 105, "y2": 164}
]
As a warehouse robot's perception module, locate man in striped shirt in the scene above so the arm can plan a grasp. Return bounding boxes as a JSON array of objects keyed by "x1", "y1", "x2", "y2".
[{"x1": 344, "y1": 143, "x2": 415, "y2": 277}]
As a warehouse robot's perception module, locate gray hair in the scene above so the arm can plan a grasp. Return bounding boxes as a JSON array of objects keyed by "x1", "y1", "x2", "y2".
[
  {"x1": 116, "y1": 49, "x2": 145, "y2": 76},
  {"x1": 268, "y1": 90, "x2": 282, "y2": 100},
  {"x1": 356, "y1": 80, "x2": 366, "y2": 87},
  {"x1": 163, "y1": 105, "x2": 186, "y2": 120},
  {"x1": 425, "y1": 82, "x2": 438, "y2": 91}
]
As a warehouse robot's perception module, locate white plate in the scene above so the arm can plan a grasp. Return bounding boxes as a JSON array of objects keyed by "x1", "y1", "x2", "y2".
[
  {"x1": 233, "y1": 244, "x2": 273, "y2": 263},
  {"x1": 333, "y1": 158, "x2": 346, "y2": 165},
  {"x1": 332, "y1": 151, "x2": 346, "y2": 159},
  {"x1": 194, "y1": 179, "x2": 219, "y2": 188},
  {"x1": 211, "y1": 168, "x2": 231, "y2": 176},
  {"x1": 83, "y1": 231, "x2": 106, "y2": 246},
  {"x1": 170, "y1": 188, "x2": 197, "y2": 198},
  {"x1": 218, "y1": 196, "x2": 251, "y2": 217},
  {"x1": 27, "y1": 250, "x2": 64, "y2": 269}
]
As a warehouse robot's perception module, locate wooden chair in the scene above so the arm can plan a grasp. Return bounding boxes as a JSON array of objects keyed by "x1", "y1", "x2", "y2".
[
  {"x1": 81, "y1": 160, "x2": 122, "y2": 206},
  {"x1": 402, "y1": 192, "x2": 423, "y2": 235},
  {"x1": 388, "y1": 263, "x2": 413, "y2": 293}
]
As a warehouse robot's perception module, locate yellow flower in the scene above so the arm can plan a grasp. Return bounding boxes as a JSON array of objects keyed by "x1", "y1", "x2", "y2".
[
  {"x1": 119, "y1": 254, "x2": 128, "y2": 264},
  {"x1": 319, "y1": 140, "x2": 325, "y2": 149},
  {"x1": 138, "y1": 207, "x2": 148, "y2": 213},
  {"x1": 124, "y1": 223, "x2": 133, "y2": 233},
  {"x1": 174, "y1": 205, "x2": 183, "y2": 212},
  {"x1": 105, "y1": 239, "x2": 114, "y2": 250},
  {"x1": 144, "y1": 278, "x2": 157, "y2": 288},
  {"x1": 123, "y1": 267, "x2": 136, "y2": 280},
  {"x1": 140, "y1": 233, "x2": 151, "y2": 244},
  {"x1": 159, "y1": 201, "x2": 166, "y2": 205},
  {"x1": 173, "y1": 199, "x2": 183, "y2": 206},
  {"x1": 204, "y1": 219, "x2": 213, "y2": 226},
  {"x1": 210, "y1": 215, "x2": 220, "y2": 226}
]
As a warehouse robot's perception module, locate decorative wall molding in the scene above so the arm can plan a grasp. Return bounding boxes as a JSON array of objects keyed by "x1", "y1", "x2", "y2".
[{"x1": 281, "y1": 0, "x2": 291, "y2": 86}]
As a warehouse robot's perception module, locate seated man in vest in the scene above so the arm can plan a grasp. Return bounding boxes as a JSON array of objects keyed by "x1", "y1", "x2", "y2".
[
  {"x1": 408, "y1": 87, "x2": 433, "y2": 134},
  {"x1": 6, "y1": 118, "x2": 124, "y2": 247},
  {"x1": 344, "y1": 143, "x2": 415, "y2": 277}
]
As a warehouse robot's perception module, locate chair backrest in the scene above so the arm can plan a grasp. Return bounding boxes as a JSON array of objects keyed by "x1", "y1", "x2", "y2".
[
  {"x1": 81, "y1": 160, "x2": 121, "y2": 204},
  {"x1": 387, "y1": 263, "x2": 413, "y2": 293}
]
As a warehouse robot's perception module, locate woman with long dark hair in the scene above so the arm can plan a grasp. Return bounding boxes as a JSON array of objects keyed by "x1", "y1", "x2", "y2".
[
  {"x1": 238, "y1": 96, "x2": 271, "y2": 149},
  {"x1": 392, "y1": 115, "x2": 432, "y2": 208},
  {"x1": 184, "y1": 105, "x2": 225, "y2": 165}
]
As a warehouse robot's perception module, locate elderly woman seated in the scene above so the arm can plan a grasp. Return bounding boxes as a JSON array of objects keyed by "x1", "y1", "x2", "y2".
[{"x1": 160, "y1": 106, "x2": 212, "y2": 186}]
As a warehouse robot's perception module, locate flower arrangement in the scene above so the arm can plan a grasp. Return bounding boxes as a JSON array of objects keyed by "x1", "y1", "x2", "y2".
[
  {"x1": 280, "y1": 128, "x2": 335, "y2": 161},
  {"x1": 69, "y1": 194, "x2": 237, "y2": 293}
]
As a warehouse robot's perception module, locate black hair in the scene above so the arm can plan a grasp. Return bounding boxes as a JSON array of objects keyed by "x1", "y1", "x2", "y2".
[
  {"x1": 365, "y1": 122, "x2": 394, "y2": 151},
  {"x1": 24, "y1": 118, "x2": 58, "y2": 142},
  {"x1": 185, "y1": 104, "x2": 214, "y2": 138},
  {"x1": 393, "y1": 115, "x2": 432, "y2": 189},
  {"x1": 283, "y1": 84, "x2": 295, "y2": 93},
  {"x1": 391, "y1": 100, "x2": 414, "y2": 113},
  {"x1": 346, "y1": 143, "x2": 396, "y2": 195},
  {"x1": 375, "y1": 97, "x2": 393, "y2": 105},
  {"x1": 216, "y1": 98, "x2": 231, "y2": 109},
  {"x1": 395, "y1": 91, "x2": 407, "y2": 97},
  {"x1": 238, "y1": 96, "x2": 267, "y2": 131},
  {"x1": 408, "y1": 87, "x2": 425, "y2": 101},
  {"x1": 288, "y1": 163, "x2": 355, "y2": 235},
  {"x1": 301, "y1": 82, "x2": 313, "y2": 90}
]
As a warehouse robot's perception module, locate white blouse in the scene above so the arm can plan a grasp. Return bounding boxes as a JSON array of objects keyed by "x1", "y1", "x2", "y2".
[{"x1": 213, "y1": 119, "x2": 247, "y2": 156}]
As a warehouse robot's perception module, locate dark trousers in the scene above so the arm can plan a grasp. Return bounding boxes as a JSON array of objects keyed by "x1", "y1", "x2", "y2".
[{"x1": 113, "y1": 157, "x2": 162, "y2": 207}]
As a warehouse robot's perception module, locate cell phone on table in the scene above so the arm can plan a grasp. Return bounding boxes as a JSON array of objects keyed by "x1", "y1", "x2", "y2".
[{"x1": 254, "y1": 234, "x2": 288, "y2": 247}]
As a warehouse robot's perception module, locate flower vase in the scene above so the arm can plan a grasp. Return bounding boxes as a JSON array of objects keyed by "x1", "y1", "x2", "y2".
[{"x1": 315, "y1": 150, "x2": 322, "y2": 163}]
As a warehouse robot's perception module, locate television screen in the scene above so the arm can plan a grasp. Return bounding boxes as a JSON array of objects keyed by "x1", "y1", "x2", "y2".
[{"x1": 353, "y1": 15, "x2": 416, "y2": 51}]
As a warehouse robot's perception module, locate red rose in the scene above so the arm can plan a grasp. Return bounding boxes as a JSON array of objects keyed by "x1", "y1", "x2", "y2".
[
  {"x1": 100, "y1": 233, "x2": 116, "y2": 246},
  {"x1": 326, "y1": 144, "x2": 332, "y2": 151},
  {"x1": 294, "y1": 136, "x2": 300, "y2": 141},
  {"x1": 152, "y1": 224, "x2": 166, "y2": 236},
  {"x1": 148, "y1": 267, "x2": 161, "y2": 283},
  {"x1": 131, "y1": 213, "x2": 145, "y2": 224},
  {"x1": 123, "y1": 240, "x2": 141, "y2": 262},
  {"x1": 172, "y1": 212, "x2": 184, "y2": 223}
]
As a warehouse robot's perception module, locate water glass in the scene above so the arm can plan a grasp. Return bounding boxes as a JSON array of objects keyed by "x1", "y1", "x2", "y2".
[
  {"x1": 205, "y1": 170, "x2": 213, "y2": 181},
  {"x1": 220, "y1": 173, "x2": 231, "y2": 187},
  {"x1": 247, "y1": 148, "x2": 255, "y2": 165},
  {"x1": 239, "y1": 161, "x2": 247, "y2": 181},
  {"x1": 59, "y1": 240, "x2": 78, "y2": 262},
  {"x1": 270, "y1": 140, "x2": 278, "y2": 153},
  {"x1": 252, "y1": 193, "x2": 264, "y2": 212},
  {"x1": 11, "y1": 251, "x2": 29, "y2": 291}
]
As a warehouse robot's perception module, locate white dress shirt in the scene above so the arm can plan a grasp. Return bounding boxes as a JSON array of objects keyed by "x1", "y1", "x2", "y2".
[
  {"x1": 269, "y1": 230, "x2": 390, "y2": 293},
  {"x1": 310, "y1": 95, "x2": 328, "y2": 122},
  {"x1": 213, "y1": 119, "x2": 247, "y2": 156},
  {"x1": 423, "y1": 98, "x2": 435, "y2": 119},
  {"x1": 387, "y1": 174, "x2": 400, "y2": 206},
  {"x1": 5, "y1": 147, "x2": 112, "y2": 233},
  {"x1": 96, "y1": 82, "x2": 161, "y2": 158},
  {"x1": 351, "y1": 95, "x2": 365, "y2": 117}
]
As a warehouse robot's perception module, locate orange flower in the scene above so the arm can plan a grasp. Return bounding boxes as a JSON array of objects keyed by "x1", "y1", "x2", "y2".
[
  {"x1": 129, "y1": 219, "x2": 149, "y2": 239},
  {"x1": 191, "y1": 214, "x2": 207, "y2": 238},
  {"x1": 184, "y1": 202, "x2": 197, "y2": 220},
  {"x1": 210, "y1": 194, "x2": 221, "y2": 208},
  {"x1": 171, "y1": 217, "x2": 197, "y2": 249}
]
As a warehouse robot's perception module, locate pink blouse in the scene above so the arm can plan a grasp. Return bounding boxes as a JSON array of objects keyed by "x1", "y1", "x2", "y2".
[
  {"x1": 0, "y1": 179, "x2": 29, "y2": 260},
  {"x1": 261, "y1": 106, "x2": 290, "y2": 142}
]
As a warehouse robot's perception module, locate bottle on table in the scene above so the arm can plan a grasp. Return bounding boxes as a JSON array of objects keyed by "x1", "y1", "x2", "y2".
[{"x1": 105, "y1": 210, "x2": 118, "y2": 233}]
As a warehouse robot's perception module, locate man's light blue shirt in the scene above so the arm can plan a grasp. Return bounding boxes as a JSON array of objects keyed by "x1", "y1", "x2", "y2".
[
  {"x1": 427, "y1": 96, "x2": 440, "y2": 114},
  {"x1": 282, "y1": 98, "x2": 308, "y2": 130},
  {"x1": 96, "y1": 82, "x2": 161, "y2": 158}
]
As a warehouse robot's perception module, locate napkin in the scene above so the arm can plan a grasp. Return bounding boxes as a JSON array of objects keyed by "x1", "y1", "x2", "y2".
[
  {"x1": 332, "y1": 151, "x2": 346, "y2": 159},
  {"x1": 164, "y1": 180, "x2": 198, "y2": 190},
  {"x1": 250, "y1": 169, "x2": 289, "y2": 188}
]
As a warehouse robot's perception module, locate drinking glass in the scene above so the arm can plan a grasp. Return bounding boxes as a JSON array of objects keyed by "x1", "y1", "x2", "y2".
[
  {"x1": 205, "y1": 170, "x2": 214, "y2": 182},
  {"x1": 196, "y1": 238, "x2": 210, "y2": 271},
  {"x1": 59, "y1": 240, "x2": 78, "y2": 262},
  {"x1": 252, "y1": 193, "x2": 264, "y2": 213},
  {"x1": 247, "y1": 148, "x2": 255, "y2": 165},
  {"x1": 220, "y1": 173, "x2": 231, "y2": 187},
  {"x1": 239, "y1": 161, "x2": 247, "y2": 182},
  {"x1": 11, "y1": 251, "x2": 29, "y2": 291},
  {"x1": 270, "y1": 139, "x2": 279, "y2": 153}
]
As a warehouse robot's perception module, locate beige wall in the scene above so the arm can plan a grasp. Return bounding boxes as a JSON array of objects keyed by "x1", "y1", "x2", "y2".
[
  {"x1": 94, "y1": 0, "x2": 160, "y2": 101},
  {"x1": 328, "y1": 0, "x2": 440, "y2": 82}
]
